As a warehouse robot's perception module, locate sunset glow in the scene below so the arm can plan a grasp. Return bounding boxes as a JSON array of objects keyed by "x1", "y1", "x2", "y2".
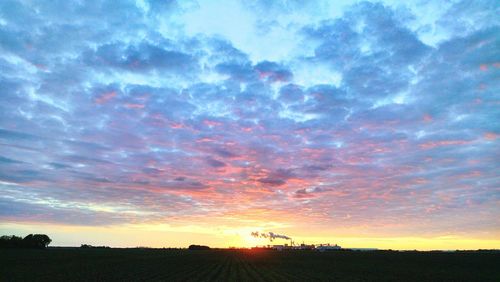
[{"x1": 1, "y1": 0, "x2": 499, "y2": 250}]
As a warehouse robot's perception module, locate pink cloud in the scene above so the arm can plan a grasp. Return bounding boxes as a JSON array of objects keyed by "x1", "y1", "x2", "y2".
[
  {"x1": 422, "y1": 114, "x2": 433, "y2": 123},
  {"x1": 124, "y1": 103, "x2": 145, "y2": 109},
  {"x1": 419, "y1": 140, "x2": 471, "y2": 149},
  {"x1": 94, "y1": 91, "x2": 117, "y2": 104},
  {"x1": 484, "y1": 132, "x2": 497, "y2": 141}
]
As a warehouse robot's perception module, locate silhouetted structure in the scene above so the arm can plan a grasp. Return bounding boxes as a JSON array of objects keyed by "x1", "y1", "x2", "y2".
[
  {"x1": 81, "y1": 244, "x2": 110, "y2": 249},
  {"x1": 0, "y1": 234, "x2": 52, "y2": 249},
  {"x1": 188, "y1": 244, "x2": 210, "y2": 250}
]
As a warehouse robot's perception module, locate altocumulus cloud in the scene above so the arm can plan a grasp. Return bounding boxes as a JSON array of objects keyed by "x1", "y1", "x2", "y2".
[{"x1": 0, "y1": 0, "x2": 499, "y2": 237}]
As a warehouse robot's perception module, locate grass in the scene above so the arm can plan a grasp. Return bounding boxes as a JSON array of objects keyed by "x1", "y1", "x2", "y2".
[{"x1": 1, "y1": 248, "x2": 499, "y2": 281}]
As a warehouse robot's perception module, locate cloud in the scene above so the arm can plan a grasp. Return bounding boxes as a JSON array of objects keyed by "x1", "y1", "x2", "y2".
[
  {"x1": 206, "y1": 158, "x2": 226, "y2": 168},
  {"x1": 0, "y1": 156, "x2": 23, "y2": 164},
  {"x1": 84, "y1": 42, "x2": 197, "y2": 73},
  {"x1": 258, "y1": 178, "x2": 286, "y2": 187},
  {"x1": 254, "y1": 61, "x2": 293, "y2": 83},
  {"x1": 0, "y1": 129, "x2": 39, "y2": 141},
  {"x1": 0, "y1": 0, "x2": 498, "y2": 240}
]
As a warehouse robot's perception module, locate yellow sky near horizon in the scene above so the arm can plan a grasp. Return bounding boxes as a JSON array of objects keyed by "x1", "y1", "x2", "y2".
[{"x1": 2, "y1": 222, "x2": 499, "y2": 251}]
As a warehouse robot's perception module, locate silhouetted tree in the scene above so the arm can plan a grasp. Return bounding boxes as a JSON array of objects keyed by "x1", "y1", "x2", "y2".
[
  {"x1": 0, "y1": 235, "x2": 23, "y2": 248},
  {"x1": 188, "y1": 244, "x2": 210, "y2": 250},
  {"x1": 22, "y1": 234, "x2": 52, "y2": 249},
  {"x1": 1, "y1": 234, "x2": 51, "y2": 249}
]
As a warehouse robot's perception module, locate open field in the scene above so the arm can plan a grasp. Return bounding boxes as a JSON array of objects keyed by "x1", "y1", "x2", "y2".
[{"x1": 1, "y1": 248, "x2": 499, "y2": 281}]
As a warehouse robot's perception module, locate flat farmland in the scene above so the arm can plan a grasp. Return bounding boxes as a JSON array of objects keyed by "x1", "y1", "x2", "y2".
[{"x1": 1, "y1": 248, "x2": 499, "y2": 281}]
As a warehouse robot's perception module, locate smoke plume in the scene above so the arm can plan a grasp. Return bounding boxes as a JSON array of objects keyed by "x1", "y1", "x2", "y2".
[{"x1": 251, "y1": 231, "x2": 292, "y2": 242}]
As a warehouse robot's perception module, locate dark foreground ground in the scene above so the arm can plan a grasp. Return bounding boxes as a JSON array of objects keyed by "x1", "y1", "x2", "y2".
[{"x1": 1, "y1": 248, "x2": 499, "y2": 281}]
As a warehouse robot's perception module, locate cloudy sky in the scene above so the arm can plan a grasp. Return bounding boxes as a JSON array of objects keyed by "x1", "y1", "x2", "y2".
[{"x1": 1, "y1": 0, "x2": 499, "y2": 249}]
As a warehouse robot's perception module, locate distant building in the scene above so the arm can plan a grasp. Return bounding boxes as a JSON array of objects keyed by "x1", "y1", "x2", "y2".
[
  {"x1": 267, "y1": 243, "x2": 342, "y2": 251},
  {"x1": 272, "y1": 244, "x2": 285, "y2": 251},
  {"x1": 316, "y1": 244, "x2": 341, "y2": 251},
  {"x1": 298, "y1": 243, "x2": 315, "y2": 250}
]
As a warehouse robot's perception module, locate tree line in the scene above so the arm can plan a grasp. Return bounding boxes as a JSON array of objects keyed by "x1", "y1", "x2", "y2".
[{"x1": 0, "y1": 234, "x2": 52, "y2": 249}]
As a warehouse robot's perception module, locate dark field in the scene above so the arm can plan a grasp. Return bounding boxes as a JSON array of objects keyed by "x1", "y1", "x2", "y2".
[{"x1": 1, "y1": 248, "x2": 499, "y2": 281}]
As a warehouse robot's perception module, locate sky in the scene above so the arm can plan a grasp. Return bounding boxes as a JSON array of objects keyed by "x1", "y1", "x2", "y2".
[{"x1": 0, "y1": 0, "x2": 499, "y2": 250}]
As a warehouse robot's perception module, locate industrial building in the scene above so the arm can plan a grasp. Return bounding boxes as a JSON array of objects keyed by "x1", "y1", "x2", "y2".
[{"x1": 254, "y1": 243, "x2": 341, "y2": 251}]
